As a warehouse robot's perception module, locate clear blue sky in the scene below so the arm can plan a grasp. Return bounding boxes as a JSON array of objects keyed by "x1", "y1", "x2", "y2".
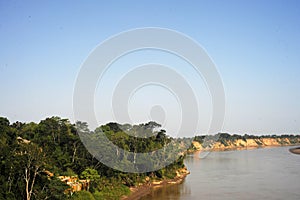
[{"x1": 1, "y1": 0, "x2": 300, "y2": 134}]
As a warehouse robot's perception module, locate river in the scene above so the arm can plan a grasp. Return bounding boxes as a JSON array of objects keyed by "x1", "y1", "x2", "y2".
[{"x1": 141, "y1": 146, "x2": 300, "y2": 200}]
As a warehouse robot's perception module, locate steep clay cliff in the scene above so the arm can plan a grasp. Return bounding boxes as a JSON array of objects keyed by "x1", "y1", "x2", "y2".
[{"x1": 191, "y1": 137, "x2": 300, "y2": 151}]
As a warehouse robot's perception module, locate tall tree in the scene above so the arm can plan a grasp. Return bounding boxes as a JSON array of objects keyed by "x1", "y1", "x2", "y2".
[{"x1": 16, "y1": 143, "x2": 46, "y2": 200}]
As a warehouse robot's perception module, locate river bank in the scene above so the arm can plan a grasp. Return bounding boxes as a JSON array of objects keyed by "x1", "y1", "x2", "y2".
[
  {"x1": 121, "y1": 167, "x2": 190, "y2": 200},
  {"x1": 190, "y1": 136, "x2": 300, "y2": 152}
]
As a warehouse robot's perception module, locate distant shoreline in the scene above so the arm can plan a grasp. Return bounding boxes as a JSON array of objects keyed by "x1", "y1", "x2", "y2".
[
  {"x1": 190, "y1": 135, "x2": 300, "y2": 153},
  {"x1": 211, "y1": 143, "x2": 300, "y2": 152},
  {"x1": 188, "y1": 143, "x2": 300, "y2": 156}
]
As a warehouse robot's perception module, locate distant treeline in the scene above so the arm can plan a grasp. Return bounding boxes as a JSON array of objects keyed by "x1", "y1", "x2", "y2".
[
  {"x1": 194, "y1": 132, "x2": 300, "y2": 143},
  {"x1": 193, "y1": 133, "x2": 300, "y2": 150}
]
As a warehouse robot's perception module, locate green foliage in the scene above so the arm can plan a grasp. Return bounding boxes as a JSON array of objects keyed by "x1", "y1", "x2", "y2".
[
  {"x1": 80, "y1": 168, "x2": 100, "y2": 180},
  {"x1": 62, "y1": 168, "x2": 77, "y2": 176},
  {"x1": 71, "y1": 191, "x2": 95, "y2": 200},
  {"x1": 34, "y1": 176, "x2": 70, "y2": 200},
  {"x1": 0, "y1": 116, "x2": 194, "y2": 199},
  {"x1": 93, "y1": 184, "x2": 130, "y2": 200},
  {"x1": 80, "y1": 168, "x2": 100, "y2": 192}
]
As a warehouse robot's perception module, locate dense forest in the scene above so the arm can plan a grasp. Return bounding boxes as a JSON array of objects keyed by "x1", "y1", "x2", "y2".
[{"x1": 0, "y1": 116, "x2": 185, "y2": 200}]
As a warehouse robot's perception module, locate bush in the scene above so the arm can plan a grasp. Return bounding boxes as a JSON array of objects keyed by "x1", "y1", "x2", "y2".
[
  {"x1": 93, "y1": 184, "x2": 130, "y2": 200},
  {"x1": 71, "y1": 191, "x2": 95, "y2": 200}
]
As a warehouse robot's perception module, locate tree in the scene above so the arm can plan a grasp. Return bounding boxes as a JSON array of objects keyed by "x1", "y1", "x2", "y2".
[
  {"x1": 80, "y1": 168, "x2": 100, "y2": 192},
  {"x1": 16, "y1": 143, "x2": 46, "y2": 200},
  {"x1": 70, "y1": 190, "x2": 95, "y2": 200},
  {"x1": 33, "y1": 176, "x2": 70, "y2": 200},
  {"x1": 0, "y1": 117, "x2": 17, "y2": 199}
]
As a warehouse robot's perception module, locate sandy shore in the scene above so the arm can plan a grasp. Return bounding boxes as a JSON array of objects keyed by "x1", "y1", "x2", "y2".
[{"x1": 121, "y1": 168, "x2": 190, "y2": 200}]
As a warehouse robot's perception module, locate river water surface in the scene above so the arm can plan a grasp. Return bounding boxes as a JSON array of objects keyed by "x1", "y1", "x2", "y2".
[{"x1": 141, "y1": 146, "x2": 300, "y2": 200}]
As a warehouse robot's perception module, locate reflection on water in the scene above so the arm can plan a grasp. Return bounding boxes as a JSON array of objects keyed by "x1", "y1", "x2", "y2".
[
  {"x1": 141, "y1": 146, "x2": 300, "y2": 200},
  {"x1": 140, "y1": 183, "x2": 191, "y2": 200}
]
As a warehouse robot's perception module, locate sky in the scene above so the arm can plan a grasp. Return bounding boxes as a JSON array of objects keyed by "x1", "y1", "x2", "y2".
[{"x1": 0, "y1": 0, "x2": 300, "y2": 135}]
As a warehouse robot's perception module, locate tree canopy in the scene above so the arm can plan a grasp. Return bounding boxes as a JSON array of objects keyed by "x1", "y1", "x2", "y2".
[{"x1": 0, "y1": 116, "x2": 185, "y2": 200}]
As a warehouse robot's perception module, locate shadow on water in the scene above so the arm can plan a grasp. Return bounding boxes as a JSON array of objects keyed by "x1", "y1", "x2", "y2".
[{"x1": 140, "y1": 180, "x2": 191, "y2": 200}]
